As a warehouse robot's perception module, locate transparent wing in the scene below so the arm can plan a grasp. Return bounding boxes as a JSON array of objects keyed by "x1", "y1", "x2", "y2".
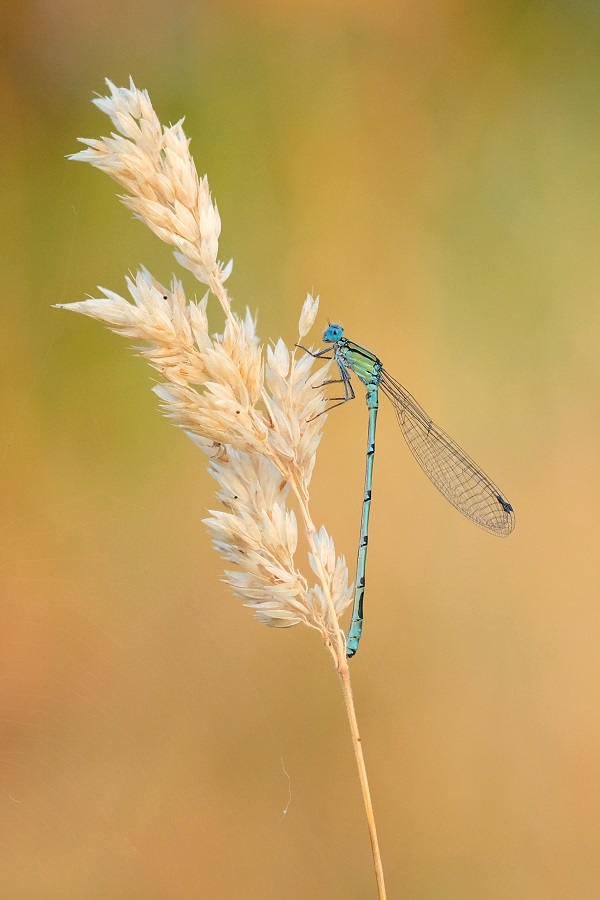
[{"x1": 380, "y1": 370, "x2": 515, "y2": 536}]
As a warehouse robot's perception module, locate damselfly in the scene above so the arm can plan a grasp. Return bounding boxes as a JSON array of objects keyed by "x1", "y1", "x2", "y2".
[{"x1": 305, "y1": 325, "x2": 515, "y2": 658}]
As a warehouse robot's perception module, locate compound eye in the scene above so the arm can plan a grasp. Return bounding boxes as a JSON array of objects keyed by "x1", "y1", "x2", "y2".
[{"x1": 322, "y1": 323, "x2": 344, "y2": 342}]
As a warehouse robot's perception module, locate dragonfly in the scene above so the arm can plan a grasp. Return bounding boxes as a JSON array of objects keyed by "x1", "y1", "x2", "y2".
[{"x1": 304, "y1": 325, "x2": 515, "y2": 659}]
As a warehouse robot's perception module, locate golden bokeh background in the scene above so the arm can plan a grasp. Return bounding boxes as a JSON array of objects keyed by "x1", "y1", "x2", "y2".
[{"x1": 2, "y1": 2, "x2": 600, "y2": 897}]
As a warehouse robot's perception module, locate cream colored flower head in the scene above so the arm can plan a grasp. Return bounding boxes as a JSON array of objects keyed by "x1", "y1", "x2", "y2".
[
  {"x1": 60, "y1": 80, "x2": 353, "y2": 650},
  {"x1": 70, "y1": 78, "x2": 231, "y2": 285}
]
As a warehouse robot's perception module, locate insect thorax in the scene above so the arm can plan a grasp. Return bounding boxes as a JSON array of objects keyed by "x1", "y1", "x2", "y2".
[{"x1": 336, "y1": 339, "x2": 382, "y2": 387}]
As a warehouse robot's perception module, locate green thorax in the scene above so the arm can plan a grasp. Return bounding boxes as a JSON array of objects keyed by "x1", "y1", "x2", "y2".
[{"x1": 336, "y1": 338, "x2": 383, "y2": 388}]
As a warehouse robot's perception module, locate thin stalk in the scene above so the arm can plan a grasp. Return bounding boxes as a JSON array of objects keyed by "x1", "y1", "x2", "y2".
[
  {"x1": 208, "y1": 272, "x2": 235, "y2": 321},
  {"x1": 338, "y1": 660, "x2": 387, "y2": 899},
  {"x1": 290, "y1": 478, "x2": 387, "y2": 899}
]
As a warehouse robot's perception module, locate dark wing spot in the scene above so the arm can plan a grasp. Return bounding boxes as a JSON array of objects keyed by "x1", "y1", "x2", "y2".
[{"x1": 496, "y1": 494, "x2": 513, "y2": 513}]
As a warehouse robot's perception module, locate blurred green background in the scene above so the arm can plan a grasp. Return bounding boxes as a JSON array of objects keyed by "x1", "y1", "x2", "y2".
[{"x1": 2, "y1": 1, "x2": 600, "y2": 897}]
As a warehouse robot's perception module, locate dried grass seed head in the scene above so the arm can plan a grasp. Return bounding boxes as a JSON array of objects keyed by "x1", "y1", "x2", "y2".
[
  {"x1": 60, "y1": 79, "x2": 354, "y2": 641},
  {"x1": 70, "y1": 77, "x2": 225, "y2": 285}
]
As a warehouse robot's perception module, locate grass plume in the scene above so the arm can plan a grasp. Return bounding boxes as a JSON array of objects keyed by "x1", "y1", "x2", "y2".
[{"x1": 58, "y1": 79, "x2": 386, "y2": 898}]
